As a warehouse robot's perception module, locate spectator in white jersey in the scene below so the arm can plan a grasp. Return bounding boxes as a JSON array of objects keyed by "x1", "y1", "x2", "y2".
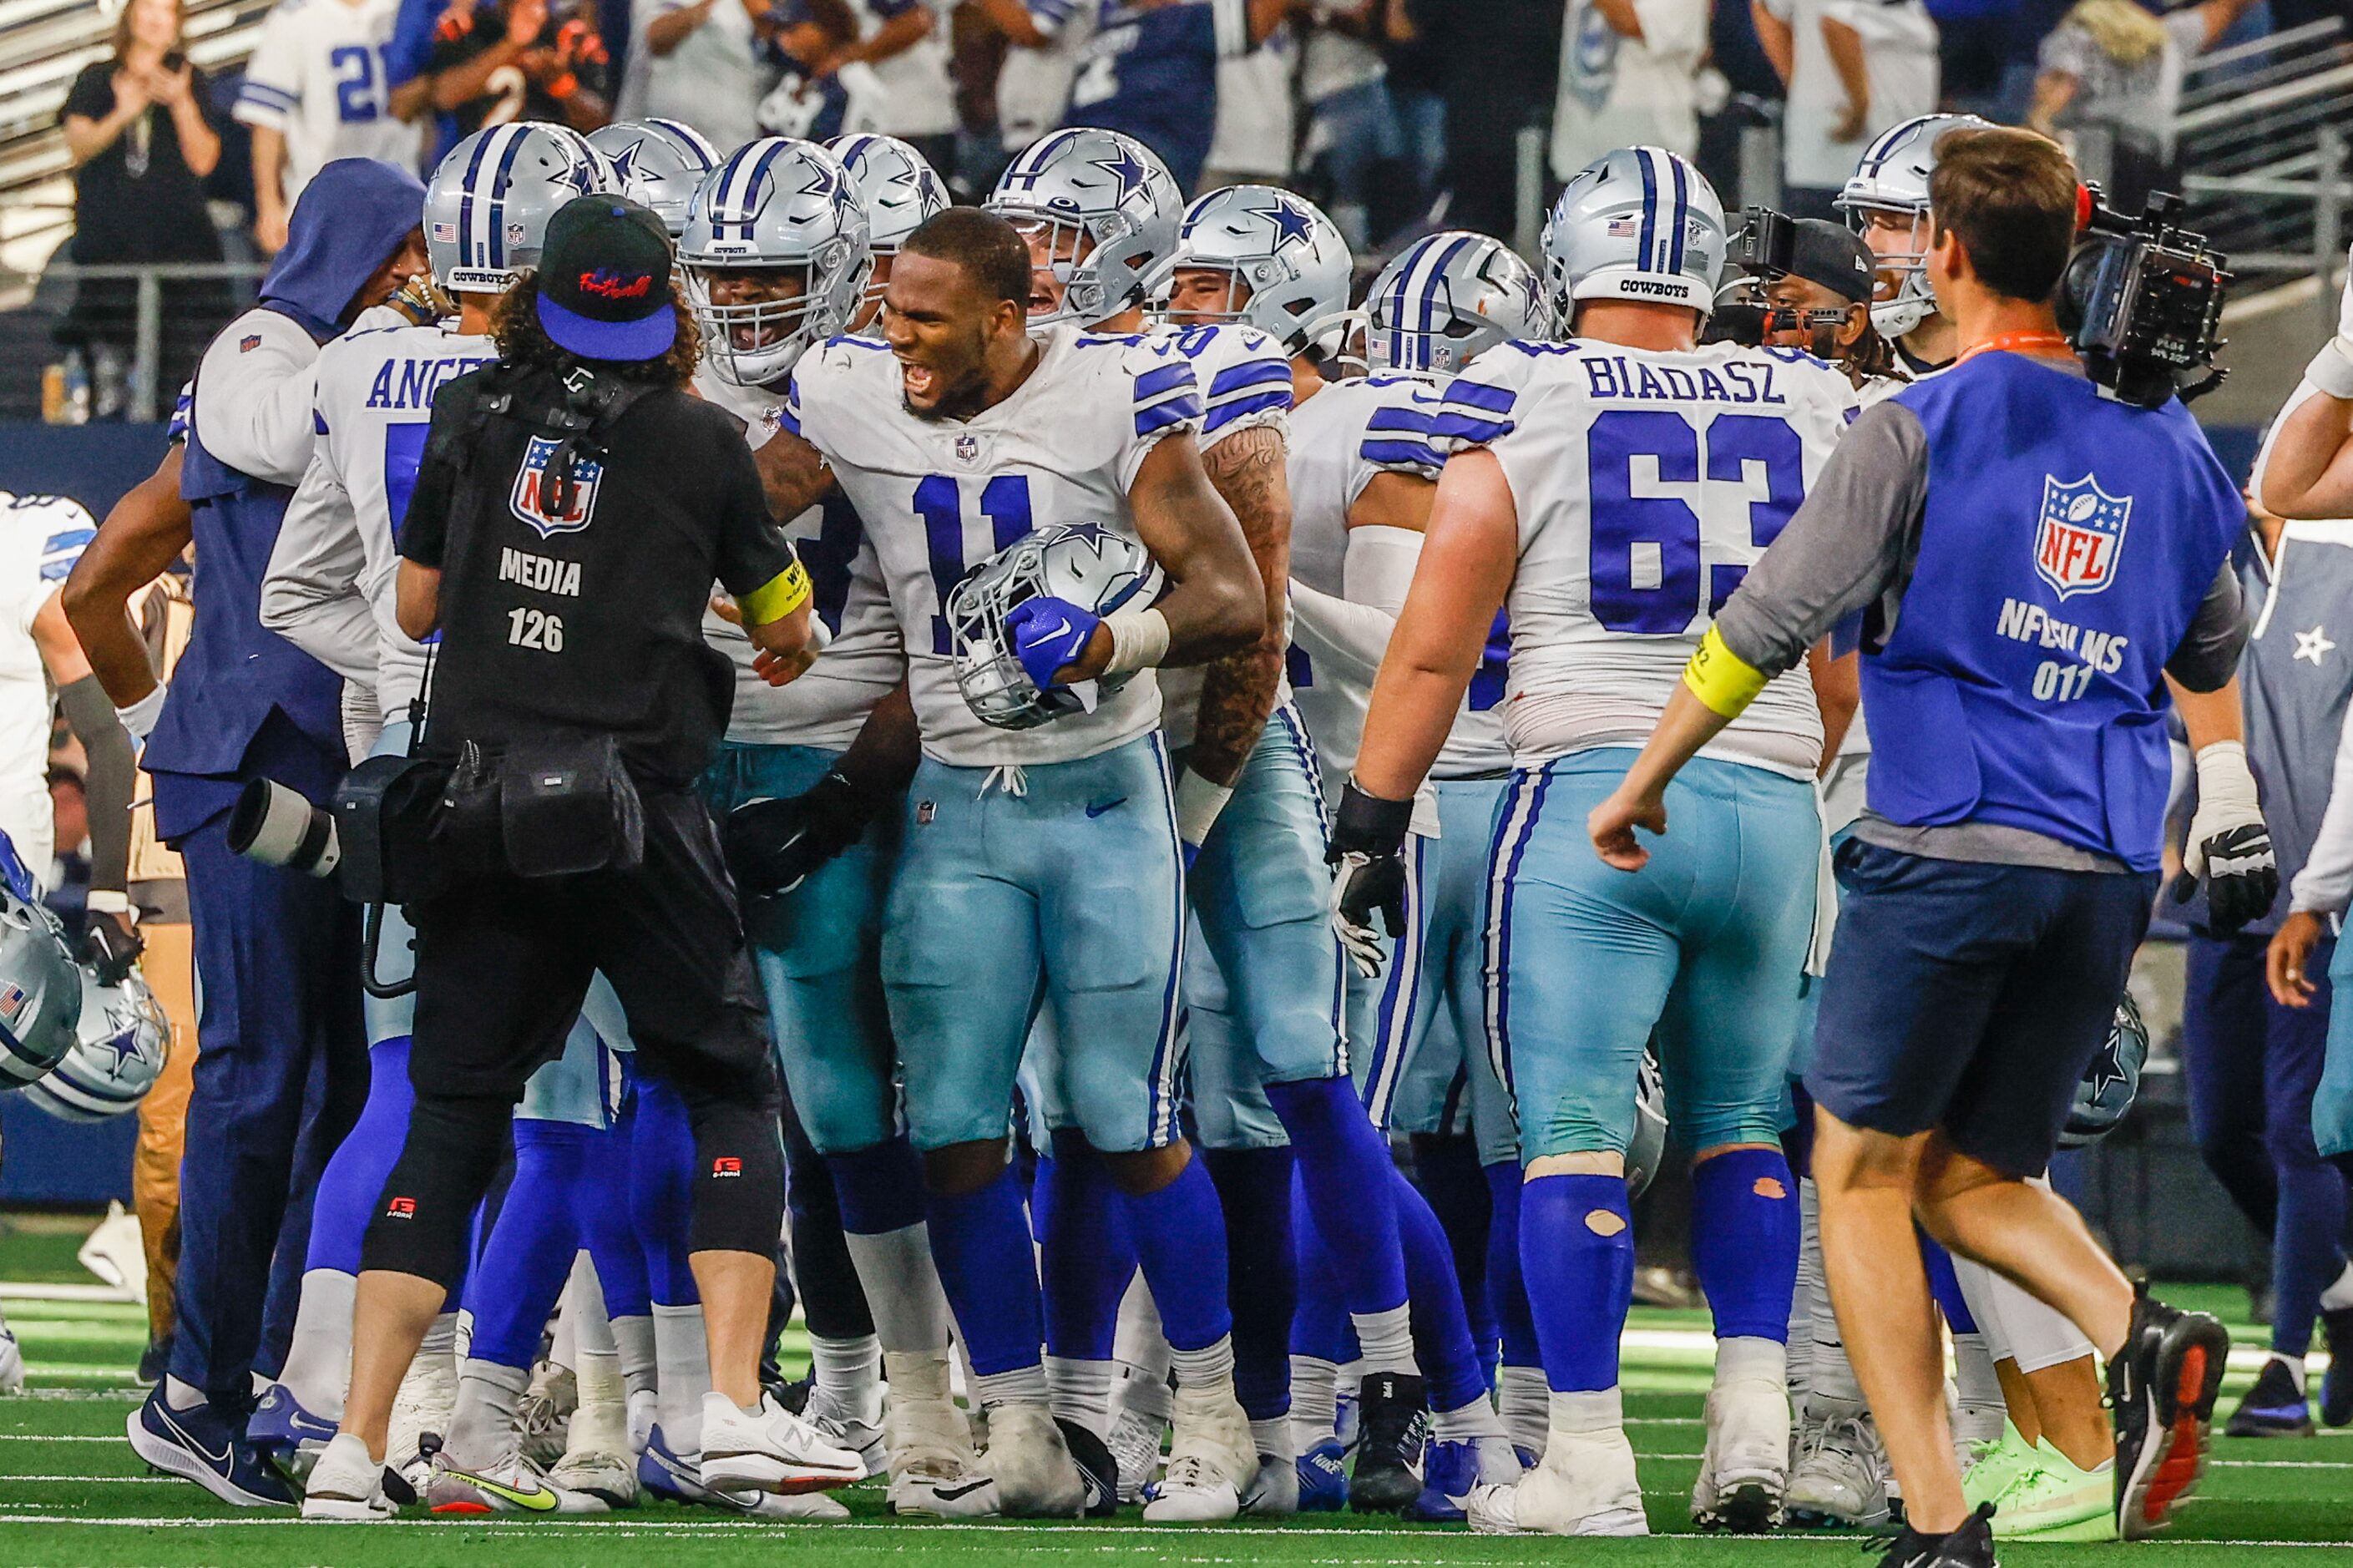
[
  {"x1": 237, "y1": 0, "x2": 433, "y2": 255},
  {"x1": 1550, "y1": 0, "x2": 1710, "y2": 180},
  {"x1": 620, "y1": 0, "x2": 784, "y2": 151},
  {"x1": 1751, "y1": 0, "x2": 1939, "y2": 220}
]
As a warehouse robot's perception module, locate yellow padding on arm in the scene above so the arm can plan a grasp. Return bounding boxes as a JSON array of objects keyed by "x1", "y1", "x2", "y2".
[
  {"x1": 738, "y1": 559, "x2": 812, "y2": 625},
  {"x1": 1682, "y1": 625, "x2": 1769, "y2": 720}
]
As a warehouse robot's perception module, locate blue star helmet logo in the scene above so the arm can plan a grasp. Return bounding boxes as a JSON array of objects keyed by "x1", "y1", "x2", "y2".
[
  {"x1": 1060, "y1": 521, "x2": 1116, "y2": 547},
  {"x1": 795, "y1": 162, "x2": 840, "y2": 201},
  {"x1": 1257, "y1": 194, "x2": 1315, "y2": 250},
  {"x1": 556, "y1": 149, "x2": 598, "y2": 195},
  {"x1": 606, "y1": 138, "x2": 646, "y2": 183},
  {"x1": 100, "y1": 1026, "x2": 141, "y2": 1067},
  {"x1": 1091, "y1": 145, "x2": 1149, "y2": 202}
]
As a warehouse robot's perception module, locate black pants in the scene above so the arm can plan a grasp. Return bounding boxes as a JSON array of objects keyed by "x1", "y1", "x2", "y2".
[{"x1": 362, "y1": 790, "x2": 784, "y2": 1289}]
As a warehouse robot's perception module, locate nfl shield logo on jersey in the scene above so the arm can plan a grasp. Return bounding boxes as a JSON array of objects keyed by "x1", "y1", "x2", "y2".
[
  {"x1": 510, "y1": 436, "x2": 604, "y2": 538},
  {"x1": 2034, "y1": 473, "x2": 2132, "y2": 600}
]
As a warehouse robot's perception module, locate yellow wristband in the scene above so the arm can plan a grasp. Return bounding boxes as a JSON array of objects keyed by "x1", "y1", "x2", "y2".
[
  {"x1": 1682, "y1": 625, "x2": 1769, "y2": 720},
  {"x1": 738, "y1": 559, "x2": 812, "y2": 625}
]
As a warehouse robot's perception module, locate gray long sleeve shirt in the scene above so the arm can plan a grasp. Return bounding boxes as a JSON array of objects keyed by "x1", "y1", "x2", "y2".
[{"x1": 1712, "y1": 360, "x2": 2247, "y2": 871}]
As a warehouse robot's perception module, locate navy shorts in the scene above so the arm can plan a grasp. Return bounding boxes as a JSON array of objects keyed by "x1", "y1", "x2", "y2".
[{"x1": 1806, "y1": 841, "x2": 2157, "y2": 1177}]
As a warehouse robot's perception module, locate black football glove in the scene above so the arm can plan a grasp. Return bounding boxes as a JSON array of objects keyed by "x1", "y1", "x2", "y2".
[
  {"x1": 1327, "y1": 779, "x2": 1415, "y2": 979},
  {"x1": 2171, "y1": 741, "x2": 2279, "y2": 937},
  {"x1": 723, "y1": 771, "x2": 874, "y2": 899},
  {"x1": 83, "y1": 913, "x2": 144, "y2": 987}
]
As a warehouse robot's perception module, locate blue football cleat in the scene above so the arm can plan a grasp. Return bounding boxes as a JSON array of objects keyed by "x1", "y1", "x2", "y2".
[
  {"x1": 1404, "y1": 1436, "x2": 1526, "y2": 1523},
  {"x1": 128, "y1": 1386, "x2": 296, "y2": 1507},
  {"x1": 1298, "y1": 1437, "x2": 1350, "y2": 1512},
  {"x1": 248, "y1": 1382, "x2": 339, "y2": 1485}
]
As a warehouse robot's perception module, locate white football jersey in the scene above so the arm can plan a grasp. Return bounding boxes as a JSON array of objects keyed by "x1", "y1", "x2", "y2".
[
  {"x1": 1288, "y1": 372, "x2": 1511, "y2": 798},
  {"x1": 1435, "y1": 339, "x2": 1859, "y2": 779},
  {"x1": 306, "y1": 321, "x2": 494, "y2": 713},
  {"x1": 0, "y1": 494, "x2": 94, "y2": 879},
  {"x1": 1145, "y1": 321, "x2": 1291, "y2": 752},
  {"x1": 234, "y1": 0, "x2": 423, "y2": 205},
  {"x1": 787, "y1": 325, "x2": 1198, "y2": 767},
  {"x1": 694, "y1": 367, "x2": 903, "y2": 751}
]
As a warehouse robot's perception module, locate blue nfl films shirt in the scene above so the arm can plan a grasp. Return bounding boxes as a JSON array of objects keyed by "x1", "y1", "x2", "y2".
[
  {"x1": 1860, "y1": 354, "x2": 2244, "y2": 872},
  {"x1": 1065, "y1": 0, "x2": 1252, "y2": 193}
]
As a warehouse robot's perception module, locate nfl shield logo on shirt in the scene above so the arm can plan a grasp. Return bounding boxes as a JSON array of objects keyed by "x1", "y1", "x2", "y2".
[
  {"x1": 953, "y1": 432, "x2": 986, "y2": 468},
  {"x1": 2033, "y1": 473, "x2": 2132, "y2": 600},
  {"x1": 510, "y1": 436, "x2": 604, "y2": 538}
]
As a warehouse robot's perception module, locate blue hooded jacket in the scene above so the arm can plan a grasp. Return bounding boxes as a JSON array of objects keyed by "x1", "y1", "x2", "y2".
[{"x1": 153, "y1": 158, "x2": 426, "y2": 833}]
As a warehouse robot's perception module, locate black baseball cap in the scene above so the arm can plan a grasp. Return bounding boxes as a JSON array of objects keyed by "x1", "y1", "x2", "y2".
[
  {"x1": 535, "y1": 195, "x2": 677, "y2": 360},
  {"x1": 1787, "y1": 220, "x2": 1878, "y2": 305}
]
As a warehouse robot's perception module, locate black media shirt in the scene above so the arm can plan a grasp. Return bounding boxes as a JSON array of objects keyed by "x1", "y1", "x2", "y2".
[{"x1": 400, "y1": 363, "x2": 797, "y2": 787}]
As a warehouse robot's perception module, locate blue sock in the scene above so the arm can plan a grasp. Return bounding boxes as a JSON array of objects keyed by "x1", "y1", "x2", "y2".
[
  {"x1": 1520, "y1": 1172, "x2": 1634, "y2": 1392},
  {"x1": 1035, "y1": 1133, "x2": 1135, "y2": 1363},
  {"x1": 1206, "y1": 1146, "x2": 1295, "y2": 1420},
  {"x1": 927, "y1": 1165, "x2": 1045, "y2": 1378},
  {"x1": 571, "y1": 1108, "x2": 650, "y2": 1320},
  {"x1": 630, "y1": 1074, "x2": 700, "y2": 1306},
  {"x1": 1484, "y1": 1161, "x2": 1539, "y2": 1369},
  {"x1": 1291, "y1": 1176, "x2": 1360, "y2": 1363},
  {"x1": 1116, "y1": 1154, "x2": 1232, "y2": 1354},
  {"x1": 1689, "y1": 1147, "x2": 1799, "y2": 1343},
  {"x1": 466, "y1": 1120, "x2": 594, "y2": 1369},
  {"x1": 1266, "y1": 1076, "x2": 1409, "y2": 1316},
  {"x1": 1395, "y1": 1166, "x2": 1487, "y2": 1411},
  {"x1": 828, "y1": 1136, "x2": 929, "y2": 1237},
  {"x1": 1919, "y1": 1233, "x2": 1976, "y2": 1334},
  {"x1": 305, "y1": 1037, "x2": 413, "y2": 1275},
  {"x1": 1412, "y1": 1134, "x2": 1499, "y2": 1377}
]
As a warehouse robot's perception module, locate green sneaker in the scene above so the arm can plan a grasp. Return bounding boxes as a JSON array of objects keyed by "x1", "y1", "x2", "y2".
[
  {"x1": 1958, "y1": 1422, "x2": 2037, "y2": 1515},
  {"x1": 1994, "y1": 1445, "x2": 2117, "y2": 1541}
]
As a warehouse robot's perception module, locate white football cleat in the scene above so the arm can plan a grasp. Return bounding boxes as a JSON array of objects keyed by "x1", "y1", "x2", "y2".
[
  {"x1": 515, "y1": 1363, "x2": 576, "y2": 1471},
  {"x1": 884, "y1": 1393, "x2": 997, "y2": 1517},
  {"x1": 548, "y1": 1447, "x2": 639, "y2": 1510},
  {"x1": 1242, "y1": 1449, "x2": 1298, "y2": 1515},
  {"x1": 1693, "y1": 1372, "x2": 1789, "y2": 1532},
  {"x1": 982, "y1": 1402, "x2": 1086, "y2": 1518},
  {"x1": 1785, "y1": 1411, "x2": 1891, "y2": 1529},
  {"x1": 699, "y1": 1391, "x2": 865, "y2": 1495},
  {"x1": 1141, "y1": 1384, "x2": 1256, "y2": 1523},
  {"x1": 805, "y1": 1387, "x2": 888, "y2": 1479},
  {"x1": 1469, "y1": 1429, "x2": 1649, "y2": 1536},
  {"x1": 0, "y1": 1328, "x2": 23, "y2": 1395},
  {"x1": 301, "y1": 1433, "x2": 397, "y2": 1521},
  {"x1": 387, "y1": 1350, "x2": 456, "y2": 1492}
]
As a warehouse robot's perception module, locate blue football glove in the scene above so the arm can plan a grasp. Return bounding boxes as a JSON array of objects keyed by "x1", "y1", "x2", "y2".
[{"x1": 1004, "y1": 595, "x2": 1101, "y2": 694}]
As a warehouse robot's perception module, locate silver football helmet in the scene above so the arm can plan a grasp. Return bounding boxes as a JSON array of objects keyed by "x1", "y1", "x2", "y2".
[
  {"x1": 826, "y1": 133, "x2": 949, "y2": 318},
  {"x1": 1626, "y1": 1046, "x2": 1669, "y2": 1199},
  {"x1": 589, "y1": 119, "x2": 721, "y2": 237},
  {"x1": 1164, "y1": 185, "x2": 1354, "y2": 356},
  {"x1": 681, "y1": 137, "x2": 873, "y2": 388},
  {"x1": 425, "y1": 124, "x2": 615, "y2": 296},
  {"x1": 1836, "y1": 112, "x2": 1996, "y2": 338},
  {"x1": 21, "y1": 967, "x2": 169, "y2": 1122},
  {"x1": 989, "y1": 127, "x2": 1183, "y2": 330},
  {"x1": 1365, "y1": 231, "x2": 1552, "y2": 374},
  {"x1": 947, "y1": 524, "x2": 1166, "y2": 730},
  {"x1": 0, "y1": 883, "x2": 83, "y2": 1088},
  {"x1": 1541, "y1": 145, "x2": 1727, "y2": 321},
  {"x1": 2059, "y1": 991, "x2": 2148, "y2": 1150}
]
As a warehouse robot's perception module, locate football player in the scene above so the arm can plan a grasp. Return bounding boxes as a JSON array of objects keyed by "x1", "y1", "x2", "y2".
[
  {"x1": 827, "y1": 134, "x2": 951, "y2": 324},
  {"x1": 1836, "y1": 114, "x2": 1992, "y2": 379},
  {"x1": 1281, "y1": 230, "x2": 1553, "y2": 1505},
  {"x1": 1344, "y1": 147, "x2": 1856, "y2": 1535},
  {"x1": 749, "y1": 202, "x2": 1264, "y2": 1519},
  {"x1": 679, "y1": 134, "x2": 988, "y2": 1517},
  {"x1": 589, "y1": 118, "x2": 721, "y2": 237}
]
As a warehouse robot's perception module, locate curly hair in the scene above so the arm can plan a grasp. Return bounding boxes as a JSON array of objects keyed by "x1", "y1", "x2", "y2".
[{"x1": 488, "y1": 271, "x2": 701, "y2": 387}]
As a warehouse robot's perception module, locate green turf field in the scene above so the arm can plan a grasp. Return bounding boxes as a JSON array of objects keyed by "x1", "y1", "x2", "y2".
[{"x1": 3, "y1": 1216, "x2": 2349, "y2": 1566}]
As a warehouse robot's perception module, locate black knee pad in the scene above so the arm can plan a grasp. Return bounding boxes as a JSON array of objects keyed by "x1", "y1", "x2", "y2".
[{"x1": 360, "y1": 1093, "x2": 513, "y2": 1290}]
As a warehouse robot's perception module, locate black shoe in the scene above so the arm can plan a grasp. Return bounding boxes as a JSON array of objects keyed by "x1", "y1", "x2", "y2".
[
  {"x1": 2320, "y1": 1307, "x2": 2353, "y2": 1429},
  {"x1": 1056, "y1": 1417, "x2": 1121, "y2": 1518},
  {"x1": 1872, "y1": 1501, "x2": 1996, "y2": 1567},
  {"x1": 2108, "y1": 1282, "x2": 2229, "y2": 1540},
  {"x1": 2224, "y1": 1357, "x2": 2314, "y2": 1438},
  {"x1": 1349, "y1": 1371, "x2": 1427, "y2": 1513}
]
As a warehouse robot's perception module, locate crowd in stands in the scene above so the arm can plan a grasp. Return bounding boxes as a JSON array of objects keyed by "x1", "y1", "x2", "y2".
[{"x1": 34, "y1": 0, "x2": 2318, "y2": 420}]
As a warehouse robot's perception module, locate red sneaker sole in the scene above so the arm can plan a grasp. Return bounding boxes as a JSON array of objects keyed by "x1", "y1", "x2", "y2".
[{"x1": 2138, "y1": 1343, "x2": 2213, "y2": 1529}]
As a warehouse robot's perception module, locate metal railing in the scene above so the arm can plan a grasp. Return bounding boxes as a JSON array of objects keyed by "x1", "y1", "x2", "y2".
[{"x1": 9, "y1": 259, "x2": 265, "y2": 423}]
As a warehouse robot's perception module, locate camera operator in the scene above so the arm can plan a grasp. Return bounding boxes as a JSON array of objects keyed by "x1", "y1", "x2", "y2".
[
  {"x1": 301, "y1": 195, "x2": 852, "y2": 1518},
  {"x1": 1586, "y1": 127, "x2": 2259, "y2": 1559}
]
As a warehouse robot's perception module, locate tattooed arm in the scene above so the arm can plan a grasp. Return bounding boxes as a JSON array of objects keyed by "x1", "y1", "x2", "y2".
[
  {"x1": 751, "y1": 427, "x2": 840, "y2": 522},
  {"x1": 1186, "y1": 423, "x2": 1293, "y2": 788}
]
